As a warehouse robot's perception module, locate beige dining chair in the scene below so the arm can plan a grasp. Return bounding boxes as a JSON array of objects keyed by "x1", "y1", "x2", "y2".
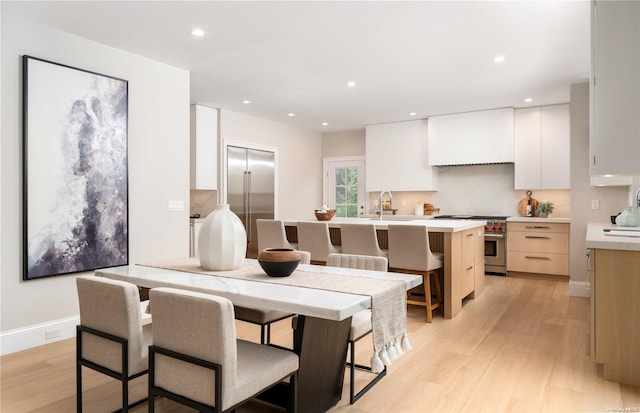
[
  {"x1": 339, "y1": 223, "x2": 388, "y2": 258},
  {"x1": 387, "y1": 224, "x2": 443, "y2": 322},
  {"x1": 235, "y1": 251, "x2": 310, "y2": 345},
  {"x1": 148, "y1": 287, "x2": 299, "y2": 413},
  {"x1": 296, "y1": 221, "x2": 341, "y2": 264},
  {"x1": 76, "y1": 275, "x2": 153, "y2": 413},
  {"x1": 325, "y1": 253, "x2": 388, "y2": 404},
  {"x1": 257, "y1": 219, "x2": 298, "y2": 252}
]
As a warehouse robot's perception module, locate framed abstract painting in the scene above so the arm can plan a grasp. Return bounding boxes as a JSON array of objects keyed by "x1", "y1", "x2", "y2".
[{"x1": 22, "y1": 56, "x2": 129, "y2": 280}]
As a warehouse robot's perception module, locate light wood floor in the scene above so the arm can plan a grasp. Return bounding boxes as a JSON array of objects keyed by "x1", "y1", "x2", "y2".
[{"x1": 2, "y1": 275, "x2": 640, "y2": 412}]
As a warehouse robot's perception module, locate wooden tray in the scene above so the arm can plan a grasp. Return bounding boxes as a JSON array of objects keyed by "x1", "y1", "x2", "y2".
[{"x1": 518, "y1": 190, "x2": 538, "y2": 217}]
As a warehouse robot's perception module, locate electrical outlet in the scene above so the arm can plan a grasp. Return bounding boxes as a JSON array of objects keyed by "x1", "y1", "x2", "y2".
[
  {"x1": 45, "y1": 329, "x2": 60, "y2": 340},
  {"x1": 591, "y1": 200, "x2": 600, "y2": 210}
]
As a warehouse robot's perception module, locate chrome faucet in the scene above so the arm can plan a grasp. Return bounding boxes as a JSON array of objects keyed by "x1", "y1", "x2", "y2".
[{"x1": 378, "y1": 190, "x2": 393, "y2": 220}]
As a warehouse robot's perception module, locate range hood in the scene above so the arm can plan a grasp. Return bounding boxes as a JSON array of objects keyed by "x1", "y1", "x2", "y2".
[{"x1": 427, "y1": 108, "x2": 515, "y2": 166}]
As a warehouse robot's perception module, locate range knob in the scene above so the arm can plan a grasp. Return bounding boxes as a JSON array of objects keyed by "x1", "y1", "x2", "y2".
[
  {"x1": 497, "y1": 225, "x2": 504, "y2": 232},
  {"x1": 484, "y1": 225, "x2": 489, "y2": 231},
  {"x1": 490, "y1": 225, "x2": 496, "y2": 231}
]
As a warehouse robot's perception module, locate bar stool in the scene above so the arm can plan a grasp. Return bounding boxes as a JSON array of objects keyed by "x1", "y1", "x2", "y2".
[
  {"x1": 339, "y1": 223, "x2": 388, "y2": 259},
  {"x1": 256, "y1": 219, "x2": 297, "y2": 251},
  {"x1": 387, "y1": 224, "x2": 443, "y2": 322},
  {"x1": 296, "y1": 221, "x2": 341, "y2": 264}
]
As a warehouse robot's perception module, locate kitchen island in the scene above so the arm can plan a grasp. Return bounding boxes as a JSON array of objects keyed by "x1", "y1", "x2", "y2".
[
  {"x1": 282, "y1": 217, "x2": 485, "y2": 319},
  {"x1": 586, "y1": 223, "x2": 640, "y2": 386}
]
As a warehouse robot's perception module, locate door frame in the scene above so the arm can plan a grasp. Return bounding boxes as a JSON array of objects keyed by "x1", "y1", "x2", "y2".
[
  {"x1": 322, "y1": 155, "x2": 367, "y2": 216},
  {"x1": 222, "y1": 139, "x2": 279, "y2": 217}
]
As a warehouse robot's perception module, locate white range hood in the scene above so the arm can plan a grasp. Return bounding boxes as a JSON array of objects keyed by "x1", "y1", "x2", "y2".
[{"x1": 427, "y1": 107, "x2": 515, "y2": 166}]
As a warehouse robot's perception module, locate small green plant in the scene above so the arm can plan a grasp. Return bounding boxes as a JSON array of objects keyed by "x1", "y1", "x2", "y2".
[{"x1": 536, "y1": 200, "x2": 554, "y2": 216}]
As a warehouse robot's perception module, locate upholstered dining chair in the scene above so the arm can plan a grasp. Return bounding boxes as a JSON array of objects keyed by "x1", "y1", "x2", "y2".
[
  {"x1": 325, "y1": 253, "x2": 388, "y2": 404},
  {"x1": 296, "y1": 221, "x2": 341, "y2": 264},
  {"x1": 76, "y1": 275, "x2": 153, "y2": 413},
  {"x1": 387, "y1": 224, "x2": 443, "y2": 322},
  {"x1": 235, "y1": 250, "x2": 310, "y2": 345},
  {"x1": 148, "y1": 287, "x2": 299, "y2": 413},
  {"x1": 339, "y1": 223, "x2": 388, "y2": 258},
  {"x1": 256, "y1": 219, "x2": 298, "y2": 252}
]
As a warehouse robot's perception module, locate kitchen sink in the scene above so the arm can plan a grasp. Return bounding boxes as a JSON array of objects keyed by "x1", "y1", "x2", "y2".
[
  {"x1": 367, "y1": 218, "x2": 413, "y2": 221},
  {"x1": 603, "y1": 228, "x2": 640, "y2": 238}
]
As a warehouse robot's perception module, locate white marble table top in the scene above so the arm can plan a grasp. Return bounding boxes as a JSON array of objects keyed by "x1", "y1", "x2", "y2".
[
  {"x1": 96, "y1": 259, "x2": 422, "y2": 321},
  {"x1": 586, "y1": 223, "x2": 640, "y2": 251}
]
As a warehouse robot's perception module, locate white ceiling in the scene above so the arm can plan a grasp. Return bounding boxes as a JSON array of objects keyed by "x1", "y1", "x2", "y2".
[{"x1": 3, "y1": 1, "x2": 591, "y2": 132}]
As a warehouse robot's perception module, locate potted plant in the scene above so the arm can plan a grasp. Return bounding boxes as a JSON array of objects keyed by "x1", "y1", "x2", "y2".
[{"x1": 536, "y1": 200, "x2": 554, "y2": 218}]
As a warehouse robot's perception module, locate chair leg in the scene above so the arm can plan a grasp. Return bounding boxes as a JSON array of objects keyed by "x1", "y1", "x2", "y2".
[
  {"x1": 433, "y1": 270, "x2": 443, "y2": 308},
  {"x1": 424, "y1": 273, "x2": 433, "y2": 323},
  {"x1": 260, "y1": 324, "x2": 267, "y2": 345}
]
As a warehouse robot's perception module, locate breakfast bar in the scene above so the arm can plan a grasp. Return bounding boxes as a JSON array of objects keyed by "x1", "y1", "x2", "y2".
[{"x1": 283, "y1": 217, "x2": 486, "y2": 319}]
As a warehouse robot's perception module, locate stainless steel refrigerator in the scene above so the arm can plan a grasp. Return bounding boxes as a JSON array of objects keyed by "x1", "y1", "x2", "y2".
[{"x1": 227, "y1": 145, "x2": 275, "y2": 258}]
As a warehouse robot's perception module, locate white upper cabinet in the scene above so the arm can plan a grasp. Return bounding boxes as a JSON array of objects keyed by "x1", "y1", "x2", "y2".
[
  {"x1": 427, "y1": 108, "x2": 515, "y2": 166},
  {"x1": 590, "y1": 0, "x2": 640, "y2": 176},
  {"x1": 190, "y1": 104, "x2": 218, "y2": 190},
  {"x1": 514, "y1": 104, "x2": 570, "y2": 190},
  {"x1": 365, "y1": 119, "x2": 437, "y2": 192}
]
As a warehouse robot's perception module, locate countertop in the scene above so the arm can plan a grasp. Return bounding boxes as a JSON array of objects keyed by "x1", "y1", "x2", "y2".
[
  {"x1": 585, "y1": 223, "x2": 640, "y2": 251},
  {"x1": 282, "y1": 217, "x2": 486, "y2": 233},
  {"x1": 507, "y1": 216, "x2": 571, "y2": 224}
]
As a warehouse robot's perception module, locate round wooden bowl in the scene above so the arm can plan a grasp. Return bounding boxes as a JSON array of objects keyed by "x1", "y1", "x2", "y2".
[
  {"x1": 314, "y1": 209, "x2": 336, "y2": 221},
  {"x1": 257, "y1": 248, "x2": 301, "y2": 277}
]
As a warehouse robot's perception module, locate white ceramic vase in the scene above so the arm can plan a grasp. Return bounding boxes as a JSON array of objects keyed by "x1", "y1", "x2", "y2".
[
  {"x1": 615, "y1": 206, "x2": 639, "y2": 227},
  {"x1": 198, "y1": 204, "x2": 247, "y2": 270}
]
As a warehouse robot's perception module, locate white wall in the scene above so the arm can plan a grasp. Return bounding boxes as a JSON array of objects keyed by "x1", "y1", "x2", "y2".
[
  {"x1": 1, "y1": 14, "x2": 190, "y2": 354},
  {"x1": 219, "y1": 110, "x2": 322, "y2": 220}
]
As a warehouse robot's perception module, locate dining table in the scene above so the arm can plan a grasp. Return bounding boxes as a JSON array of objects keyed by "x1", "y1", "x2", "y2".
[{"x1": 96, "y1": 258, "x2": 421, "y2": 413}]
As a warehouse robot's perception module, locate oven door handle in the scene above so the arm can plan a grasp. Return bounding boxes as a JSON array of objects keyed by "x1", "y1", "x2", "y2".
[{"x1": 484, "y1": 233, "x2": 505, "y2": 239}]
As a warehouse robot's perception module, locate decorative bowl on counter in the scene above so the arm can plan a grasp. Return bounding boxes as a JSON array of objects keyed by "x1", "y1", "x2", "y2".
[
  {"x1": 314, "y1": 209, "x2": 336, "y2": 221},
  {"x1": 257, "y1": 248, "x2": 301, "y2": 277}
]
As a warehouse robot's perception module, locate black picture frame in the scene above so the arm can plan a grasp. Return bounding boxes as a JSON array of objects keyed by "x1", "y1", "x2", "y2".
[{"x1": 22, "y1": 55, "x2": 129, "y2": 280}]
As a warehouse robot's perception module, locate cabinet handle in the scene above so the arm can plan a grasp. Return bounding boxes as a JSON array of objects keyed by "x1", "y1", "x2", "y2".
[
  {"x1": 525, "y1": 256, "x2": 551, "y2": 260},
  {"x1": 525, "y1": 225, "x2": 551, "y2": 229},
  {"x1": 466, "y1": 233, "x2": 474, "y2": 237},
  {"x1": 466, "y1": 266, "x2": 473, "y2": 270},
  {"x1": 525, "y1": 236, "x2": 551, "y2": 239}
]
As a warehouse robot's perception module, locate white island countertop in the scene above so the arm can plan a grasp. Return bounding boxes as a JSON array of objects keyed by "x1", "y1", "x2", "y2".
[
  {"x1": 282, "y1": 217, "x2": 486, "y2": 233},
  {"x1": 586, "y1": 223, "x2": 640, "y2": 251}
]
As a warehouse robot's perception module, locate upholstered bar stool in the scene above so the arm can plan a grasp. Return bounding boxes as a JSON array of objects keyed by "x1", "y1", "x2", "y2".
[
  {"x1": 257, "y1": 219, "x2": 298, "y2": 251},
  {"x1": 339, "y1": 223, "x2": 388, "y2": 259},
  {"x1": 387, "y1": 224, "x2": 443, "y2": 322},
  {"x1": 296, "y1": 221, "x2": 341, "y2": 265},
  {"x1": 235, "y1": 250, "x2": 311, "y2": 345}
]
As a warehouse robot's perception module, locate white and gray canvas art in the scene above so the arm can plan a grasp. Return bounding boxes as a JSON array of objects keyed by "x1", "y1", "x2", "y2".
[{"x1": 24, "y1": 57, "x2": 128, "y2": 279}]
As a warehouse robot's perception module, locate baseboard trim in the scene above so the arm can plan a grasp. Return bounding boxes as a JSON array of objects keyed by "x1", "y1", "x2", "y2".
[
  {"x1": 1, "y1": 316, "x2": 79, "y2": 356},
  {"x1": 569, "y1": 280, "x2": 590, "y2": 298}
]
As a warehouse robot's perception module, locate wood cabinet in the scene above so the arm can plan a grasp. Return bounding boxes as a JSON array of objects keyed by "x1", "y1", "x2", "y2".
[
  {"x1": 427, "y1": 108, "x2": 514, "y2": 166},
  {"x1": 514, "y1": 105, "x2": 570, "y2": 190},
  {"x1": 190, "y1": 104, "x2": 218, "y2": 190},
  {"x1": 591, "y1": 248, "x2": 640, "y2": 386},
  {"x1": 460, "y1": 228, "x2": 482, "y2": 298},
  {"x1": 365, "y1": 119, "x2": 437, "y2": 192},
  {"x1": 590, "y1": 0, "x2": 640, "y2": 177},
  {"x1": 507, "y1": 222, "x2": 569, "y2": 276}
]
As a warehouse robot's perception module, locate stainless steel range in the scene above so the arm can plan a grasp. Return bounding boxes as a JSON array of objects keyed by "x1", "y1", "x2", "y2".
[{"x1": 433, "y1": 215, "x2": 508, "y2": 275}]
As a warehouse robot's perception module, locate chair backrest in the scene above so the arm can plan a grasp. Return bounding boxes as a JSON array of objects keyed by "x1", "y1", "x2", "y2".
[
  {"x1": 339, "y1": 224, "x2": 384, "y2": 257},
  {"x1": 326, "y1": 253, "x2": 388, "y2": 272},
  {"x1": 296, "y1": 221, "x2": 336, "y2": 262},
  {"x1": 298, "y1": 250, "x2": 312, "y2": 265},
  {"x1": 387, "y1": 224, "x2": 440, "y2": 271},
  {"x1": 76, "y1": 275, "x2": 146, "y2": 374},
  {"x1": 256, "y1": 219, "x2": 293, "y2": 252},
  {"x1": 149, "y1": 287, "x2": 237, "y2": 406}
]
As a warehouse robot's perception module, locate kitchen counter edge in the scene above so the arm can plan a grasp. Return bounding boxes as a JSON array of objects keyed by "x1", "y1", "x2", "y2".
[{"x1": 585, "y1": 223, "x2": 640, "y2": 251}]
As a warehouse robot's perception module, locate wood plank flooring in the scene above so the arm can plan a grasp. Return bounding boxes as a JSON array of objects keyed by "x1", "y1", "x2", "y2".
[{"x1": 2, "y1": 275, "x2": 639, "y2": 412}]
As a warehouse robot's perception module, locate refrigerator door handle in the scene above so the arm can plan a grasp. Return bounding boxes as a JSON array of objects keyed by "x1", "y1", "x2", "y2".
[{"x1": 246, "y1": 170, "x2": 252, "y2": 243}]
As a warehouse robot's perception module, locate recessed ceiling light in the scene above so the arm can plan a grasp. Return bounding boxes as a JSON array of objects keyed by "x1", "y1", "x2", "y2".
[
  {"x1": 322, "y1": 122, "x2": 328, "y2": 126},
  {"x1": 242, "y1": 100, "x2": 251, "y2": 104},
  {"x1": 191, "y1": 28, "x2": 206, "y2": 37},
  {"x1": 288, "y1": 113, "x2": 295, "y2": 117},
  {"x1": 494, "y1": 55, "x2": 505, "y2": 63},
  {"x1": 346, "y1": 81, "x2": 356, "y2": 87},
  {"x1": 409, "y1": 112, "x2": 417, "y2": 116},
  {"x1": 524, "y1": 97, "x2": 533, "y2": 103}
]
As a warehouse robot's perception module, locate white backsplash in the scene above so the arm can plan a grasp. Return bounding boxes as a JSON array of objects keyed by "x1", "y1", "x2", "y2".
[{"x1": 368, "y1": 163, "x2": 570, "y2": 218}]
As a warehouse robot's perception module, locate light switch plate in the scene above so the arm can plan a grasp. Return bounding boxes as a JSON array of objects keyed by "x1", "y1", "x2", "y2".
[
  {"x1": 591, "y1": 200, "x2": 600, "y2": 210},
  {"x1": 168, "y1": 200, "x2": 184, "y2": 212}
]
